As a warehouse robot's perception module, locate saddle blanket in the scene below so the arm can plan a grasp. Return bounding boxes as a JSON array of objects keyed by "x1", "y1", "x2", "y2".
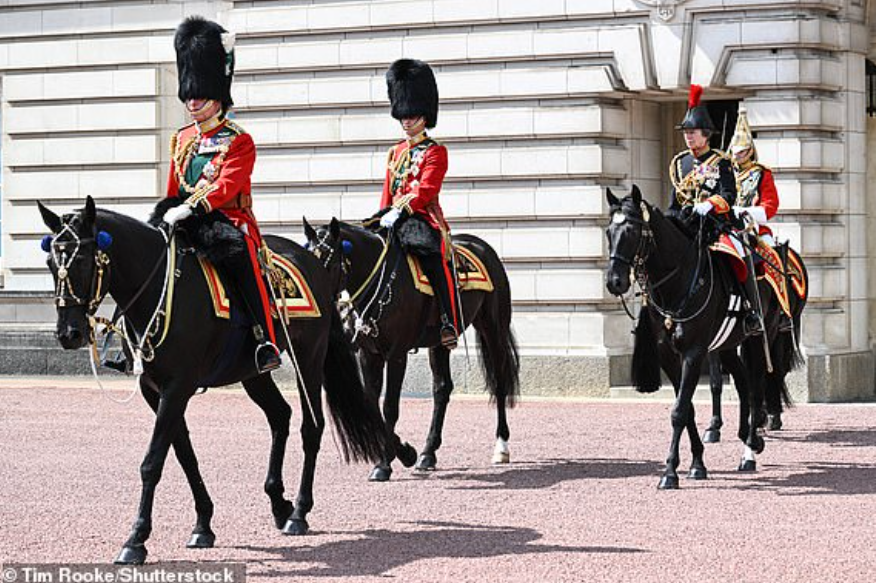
[
  {"x1": 198, "y1": 249, "x2": 321, "y2": 321},
  {"x1": 408, "y1": 244, "x2": 494, "y2": 296},
  {"x1": 710, "y1": 235, "x2": 806, "y2": 318}
]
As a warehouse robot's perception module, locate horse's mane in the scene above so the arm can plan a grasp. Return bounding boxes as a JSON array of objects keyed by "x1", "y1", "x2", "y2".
[
  {"x1": 661, "y1": 207, "x2": 723, "y2": 247},
  {"x1": 95, "y1": 207, "x2": 161, "y2": 233},
  {"x1": 338, "y1": 220, "x2": 384, "y2": 242},
  {"x1": 663, "y1": 208, "x2": 698, "y2": 240}
]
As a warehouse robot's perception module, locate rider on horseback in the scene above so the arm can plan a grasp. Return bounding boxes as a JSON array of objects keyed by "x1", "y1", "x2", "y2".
[
  {"x1": 161, "y1": 16, "x2": 281, "y2": 373},
  {"x1": 376, "y1": 59, "x2": 458, "y2": 350},
  {"x1": 669, "y1": 84, "x2": 760, "y2": 336},
  {"x1": 728, "y1": 105, "x2": 784, "y2": 333}
]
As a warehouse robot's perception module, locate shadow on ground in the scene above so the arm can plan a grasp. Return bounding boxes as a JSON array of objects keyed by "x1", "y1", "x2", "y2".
[
  {"x1": 432, "y1": 458, "x2": 661, "y2": 490},
  {"x1": 775, "y1": 427, "x2": 876, "y2": 448},
  {"x1": 734, "y1": 461, "x2": 876, "y2": 496},
  {"x1": 234, "y1": 520, "x2": 645, "y2": 578}
]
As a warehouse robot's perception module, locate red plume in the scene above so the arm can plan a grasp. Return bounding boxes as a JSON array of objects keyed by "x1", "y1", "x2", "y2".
[{"x1": 688, "y1": 84, "x2": 703, "y2": 108}]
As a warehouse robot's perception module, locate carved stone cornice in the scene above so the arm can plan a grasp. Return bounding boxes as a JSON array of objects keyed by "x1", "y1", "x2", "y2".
[{"x1": 634, "y1": 0, "x2": 690, "y2": 22}]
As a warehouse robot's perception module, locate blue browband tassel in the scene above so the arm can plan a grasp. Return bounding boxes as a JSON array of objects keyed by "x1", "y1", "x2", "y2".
[
  {"x1": 41, "y1": 235, "x2": 53, "y2": 252},
  {"x1": 342, "y1": 240, "x2": 353, "y2": 255},
  {"x1": 97, "y1": 231, "x2": 113, "y2": 250}
]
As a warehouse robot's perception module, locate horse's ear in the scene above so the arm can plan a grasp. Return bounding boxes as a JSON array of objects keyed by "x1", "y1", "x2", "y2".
[
  {"x1": 302, "y1": 216, "x2": 317, "y2": 242},
  {"x1": 606, "y1": 187, "x2": 620, "y2": 208},
  {"x1": 38, "y1": 201, "x2": 62, "y2": 233},
  {"x1": 83, "y1": 195, "x2": 96, "y2": 228},
  {"x1": 631, "y1": 184, "x2": 642, "y2": 205},
  {"x1": 329, "y1": 217, "x2": 340, "y2": 239}
]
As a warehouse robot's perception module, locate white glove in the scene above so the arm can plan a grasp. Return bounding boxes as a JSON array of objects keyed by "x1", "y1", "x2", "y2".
[
  {"x1": 693, "y1": 201, "x2": 714, "y2": 216},
  {"x1": 733, "y1": 205, "x2": 767, "y2": 225},
  {"x1": 164, "y1": 204, "x2": 193, "y2": 226},
  {"x1": 380, "y1": 207, "x2": 402, "y2": 229}
]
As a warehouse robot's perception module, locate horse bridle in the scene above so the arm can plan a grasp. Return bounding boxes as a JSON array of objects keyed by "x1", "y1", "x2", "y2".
[
  {"x1": 608, "y1": 205, "x2": 654, "y2": 275},
  {"x1": 310, "y1": 230, "x2": 350, "y2": 296},
  {"x1": 49, "y1": 221, "x2": 110, "y2": 316}
]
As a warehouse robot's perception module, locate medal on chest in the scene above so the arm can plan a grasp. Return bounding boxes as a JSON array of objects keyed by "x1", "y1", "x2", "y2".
[{"x1": 694, "y1": 160, "x2": 720, "y2": 191}]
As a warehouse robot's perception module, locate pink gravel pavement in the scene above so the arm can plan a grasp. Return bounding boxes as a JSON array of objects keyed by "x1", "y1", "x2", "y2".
[{"x1": 2, "y1": 378, "x2": 876, "y2": 582}]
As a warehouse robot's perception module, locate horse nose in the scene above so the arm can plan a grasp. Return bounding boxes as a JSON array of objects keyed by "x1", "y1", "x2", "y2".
[
  {"x1": 606, "y1": 269, "x2": 627, "y2": 296},
  {"x1": 57, "y1": 323, "x2": 85, "y2": 348},
  {"x1": 607, "y1": 278, "x2": 619, "y2": 295}
]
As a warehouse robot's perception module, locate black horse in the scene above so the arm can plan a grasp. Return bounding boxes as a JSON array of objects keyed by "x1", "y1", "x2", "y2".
[
  {"x1": 38, "y1": 197, "x2": 385, "y2": 564},
  {"x1": 604, "y1": 186, "x2": 806, "y2": 488},
  {"x1": 303, "y1": 218, "x2": 520, "y2": 481}
]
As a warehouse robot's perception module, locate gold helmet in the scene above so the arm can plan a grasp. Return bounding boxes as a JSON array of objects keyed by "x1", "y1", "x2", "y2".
[{"x1": 729, "y1": 105, "x2": 756, "y2": 162}]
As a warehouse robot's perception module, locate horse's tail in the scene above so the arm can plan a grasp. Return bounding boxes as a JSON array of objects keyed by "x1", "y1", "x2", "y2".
[
  {"x1": 783, "y1": 245, "x2": 808, "y2": 370},
  {"x1": 471, "y1": 240, "x2": 520, "y2": 408},
  {"x1": 321, "y1": 307, "x2": 386, "y2": 463},
  {"x1": 632, "y1": 313, "x2": 661, "y2": 393}
]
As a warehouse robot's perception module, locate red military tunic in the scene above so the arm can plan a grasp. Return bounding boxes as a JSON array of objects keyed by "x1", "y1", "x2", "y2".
[
  {"x1": 167, "y1": 116, "x2": 261, "y2": 242},
  {"x1": 166, "y1": 115, "x2": 275, "y2": 343},
  {"x1": 380, "y1": 131, "x2": 457, "y2": 326},
  {"x1": 380, "y1": 132, "x2": 449, "y2": 234},
  {"x1": 736, "y1": 162, "x2": 779, "y2": 237}
]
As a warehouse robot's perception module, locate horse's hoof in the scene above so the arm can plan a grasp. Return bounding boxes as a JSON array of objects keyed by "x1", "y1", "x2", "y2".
[
  {"x1": 492, "y1": 438, "x2": 510, "y2": 464},
  {"x1": 368, "y1": 465, "x2": 392, "y2": 482},
  {"x1": 397, "y1": 443, "x2": 418, "y2": 468},
  {"x1": 492, "y1": 450, "x2": 511, "y2": 464},
  {"x1": 415, "y1": 452, "x2": 437, "y2": 472},
  {"x1": 272, "y1": 500, "x2": 295, "y2": 530},
  {"x1": 186, "y1": 531, "x2": 216, "y2": 549},
  {"x1": 688, "y1": 466, "x2": 708, "y2": 480},
  {"x1": 281, "y1": 518, "x2": 309, "y2": 536},
  {"x1": 703, "y1": 429, "x2": 721, "y2": 443},
  {"x1": 658, "y1": 475, "x2": 680, "y2": 490},
  {"x1": 768, "y1": 415, "x2": 783, "y2": 431},
  {"x1": 115, "y1": 545, "x2": 147, "y2": 565},
  {"x1": 738, "y1": 459, "x2": 757, "y2": 472}
]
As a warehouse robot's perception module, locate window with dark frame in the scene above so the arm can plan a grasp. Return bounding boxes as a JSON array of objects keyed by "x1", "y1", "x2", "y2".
[{"x1": 867, "y1": 59, "x2": 876, "y2": 117}]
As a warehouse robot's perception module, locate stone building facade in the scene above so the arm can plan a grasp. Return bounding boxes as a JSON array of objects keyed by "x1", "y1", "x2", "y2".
[{"x1": 0, "y1": 0, "x2": 874, "y2": 400}]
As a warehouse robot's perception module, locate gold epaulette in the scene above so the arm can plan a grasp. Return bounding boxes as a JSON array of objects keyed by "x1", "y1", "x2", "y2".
[{"x1": 224, "y1": 118, "x2": 245, "y2": 135}]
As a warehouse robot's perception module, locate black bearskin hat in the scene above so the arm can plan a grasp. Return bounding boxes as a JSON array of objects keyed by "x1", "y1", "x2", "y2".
[
  {"x1": 386, "y1": 59, "x2": 439, "y2": 129},
  {"x1": 677, "y1": 84, "x2": 715, "y2": 132},
  {"x1": 174, "y1": 16, "x2": 235, "y2": 111}
]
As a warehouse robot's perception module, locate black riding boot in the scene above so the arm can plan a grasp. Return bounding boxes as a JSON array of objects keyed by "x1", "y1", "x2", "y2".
[
  {"x1": 419, "y1": 252, "x2": 458, "y2": 350},
  {"x1": 219, "y1": 250, "x2": 281, "y2": 374},
  {"x1": 741, "y1": 266, "x2": 763, "y2": 336}
]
